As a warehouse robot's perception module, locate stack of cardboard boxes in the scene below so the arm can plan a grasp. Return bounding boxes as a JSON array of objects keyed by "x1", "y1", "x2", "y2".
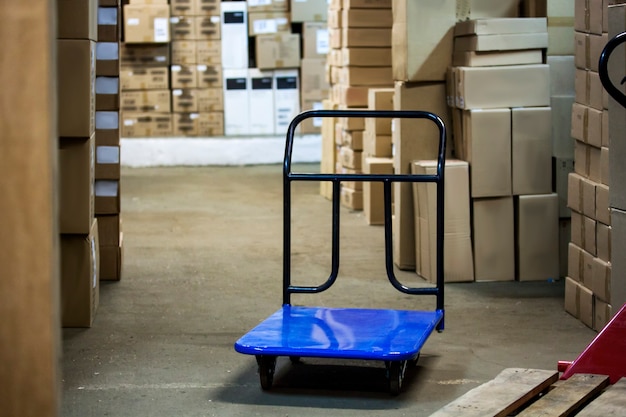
[
  {"x1": 566, "y1": 0, "x2": 625, "y2": 331},
  {"x1": 57, "y1": 0, "x2": 100, "y2": 327},
  {"x1": 96, "y1": 0, "x2": 124, "y2": 282}
]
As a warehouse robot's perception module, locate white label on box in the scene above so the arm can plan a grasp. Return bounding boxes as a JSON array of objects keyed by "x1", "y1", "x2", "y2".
[
  {"x1": 173, "y1": 89, "x2": 183, "y2": 96},
  {"x1": 197, "y1": 65, "x2": 208, "y2": 71},
  {"x1": 127, "y1": 18, "x2": 140, "y2": 26},
  {"x1": 316, "y1": 29, "x2": 330, "y2": 55},
  {"x1": 155, "y1": 56, "x2": 167, "y2": 62},
  {"x1": 190, "y1": 113, "x2": 200, "y2": 119},
  {"x1": 210, "y1": 16, "x2": 220, "y2": 24},
  {"x1": 96, "y1": 111, "x2": 119, "y2": 130},
  {"x1": 154, "y1": 18, "x2": 169, "y2": 42},
  {"x1": 124, "y1": 119, "x2": 134, "y2": 126},
  {"x1": 96, "y1": 146, "x2": 120, "y2": 164},
  {"x1": 276, "y1": 18, "x2": 288, "y2": 25},
  {"x1": 170, "y1": 17, "x2": 180, "y2": 24},
  {"x1": 254, "y1": 19, "x2": 278, "y2": 34},
  {"x1": 96, "y1": 42, "x2": 119, "y2": 60},
  {"x1": 95, "y1": 180, "x2": 119, "y2": 197},
  {"x1": 172, "y1": 65, "x2": 182, "y2": 72},
  {"x1": 249, "y1": 0, "x2": 272, "y2": 5},
  {"x1": 95, "y1": 77, "x2": 119, "y2": 94},
  {"x1": 98, "y1": 7, "x2": 118, "y2": 25}
]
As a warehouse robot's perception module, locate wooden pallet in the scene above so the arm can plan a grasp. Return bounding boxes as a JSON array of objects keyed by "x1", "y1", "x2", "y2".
[{"x1": 430, "y1": 368, "x2": 626, "y2": 417}]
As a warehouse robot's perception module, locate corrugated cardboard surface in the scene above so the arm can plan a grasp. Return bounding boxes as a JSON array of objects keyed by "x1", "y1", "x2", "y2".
[
  {"x1": 59, "y1": 136, "x2": 95, "y2": 234},
  {"x1": 512, "y1": 107, "x2": 553, "y2": 195},
  {"x1": 364, "y1": 157, "x2": 393, "y2": 225},
  {"x1": 124, "y1": 3, "x2": 170, "y2": 43},
  {"x1": 516, "y1": 194, "x2": 560, "y2": 281},
  {"x1": 57, "y1": 0, "x2": 98, "y2": 40},
  {"x1": 473, "y1": 197, "x2": 515, "y2": 281}
]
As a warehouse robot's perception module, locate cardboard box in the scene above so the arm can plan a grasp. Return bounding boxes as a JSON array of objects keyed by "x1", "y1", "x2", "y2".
[
  {"x1": 601, "y1": 146, "x2": 609, "y2": 187},
  {"x1": 248, "y1": 68, "x2": 275, "y2": 135},
  {"x1": 463, "y1": 108, "x2": 512, "y2": 198},
  {"x1": 172, "y1": 89, "x2": 198, "y2": 113},
  {"x1": 575, "y1": 140, "x2": 602, "y2": 183},
  {"x1": 554, "y1": 157, "x2": 574, "y2": 218},
  {"x1": 592, "y1": 257, "x2": 611, "y2": 303},
  {"x1": 546, "y1": 0, "x2": 575, "y2": 55},
  {"x1": 57, "y1": 0, "x2": 98, "y2": 40},
  {"x1": 223, "y1": 69, "x2": 250, "y2": 135},
  {"x1": 121, "y1": 112, "x2": 173, "y2": 137},
  {"x1": 454, "y1": 64, "x2": 550, "y2": 109},
  {"x1": 575, "y1": 69, "x2": 604, "y2": 111},
  {"x1": 256, "y1": 33, "x2": 301, "y2": 69},
  {"x1": 559, "y1": 219, "x2": 571, "y2": 277},
  {"x1": 120, "y1": 44, "x2": 169, "y2": 67},
  {"x1": 97, "y1": 214, "x2": 121, "y2": 247},
  {"x1": 339, "y1": 146, "x2": 362, "y2": 170},
  {"x1": 547, "y1": 55, "x2": 575, "y2": 96},
  {"x1": 123, "y1": 3, "x2": 170, "y2": 43},
  {"x1": 197, "y1": 64, "x2": 222, "y2": 88},
  {"x1": 580, "y1": 283, "x2": 595, "y2": 329},
  {"x1": 571, "y1": 210, "x2": 597, "y2": 256},
  {"x1": 565, "y1": 276, "x2": 582, "y2": 320},
  {"x1": 551, "y1": 95, "x2": 575, "y2": 158},
  {"x1": 95, "y1": 145, "x2": 120, "y2": 180},
  {"x1": 516, "y1": 194, "x2": 560, "y2": 281},
  {"x1": 171, "y1": 0, "x2": 195, "y2": 16},
  {"x1": 197, "y1": 112, "x2": 224, "y2": 136},
  {"x1": 58, "y1": 40, "x2": 96, "y2": 138},
  {"x1": 248, "y1": 11, "x2": 290, "y2": 36},
  {"x1": 453, "y1": 32, "x2": 549, "y2": 52},
  {"x1": 568, "y1": 242, "x2": 584, "y2": 283},
  {"x1": 274, "y1": 69, "x2": 300, "y2": 135},
  {"x1": 95, "y1": 180, "x2": 120, "y2": 214},
  {"x1": 473, "y1": 197, "x2": 515, "y2": 281},
  {"x1": 452, "y1": 49, "x2": 543, "y2": 67},
  {"x1": 221, "y1": 1, "x2": 248, "y2": 69},
  {"x1": 567, "y1": 172, "x2": 595, "y2": 217},
  {"x1": 596, "y1": 184, "x2": 610, "y2": 225},
  {"x1": 299, "y1": 99, "x2": 323, "y2": 134},
  {"x1": 291, "y1": 0, "x2": 327, "y2": 22},
  {"x1": 363, "y1": 157, "x2": 393, "y2": 225},
  {"x1": 392, "y1": 81, "x2": 450, "y2": 269},
  {"x1": 341, "y1": 129, "x2": 363, "y2": 151},
  {"x1": 247, "y1": 0, "x2": 289, "y2": 12},
  {"x1": 343, "y1": 0, "x2": 392, "y2": 8},
  {"x1": 196, "y1": 0, "x2": 221, "y2": 15},
  {"x1": 302, "y1": 22, "x2": 329, "y2": 59},
  {"x1": 511, "y1": 107, "x2": 553, "y2": 195},
  {"x1": 59, "y1": 136, "x2": 95, "y2": 234},
  {"x1": 300, "y1": 58, "x2": 329, "y2": 99},
  {"x1": 121, "y1": 89, "x2": 171, "y2": 113},
  {"x1": 194, "y1": 15, "x2": 221, "y2": 40},
  {"x1": 342, "y1": 48, "x2": 392, "y2": 67},
  {"x1": 96, "y1": 42, "x2": 120, "y2": 76},
  {"x1": 170, "y1": 16, "x2": 196, "y2": 40},
  {"x1": 98, "y1": 6, "x2": 120, "y2": 42},
  {"x1": 343, "y1": 28, "x2": 391, "y2": 48},
  {"x1": 575, "y1": 0, "x2": 604, "y2": 34},
  {"x1": 100, "y1": 233, "x2": 123, "y2": 281},
  {"x1": 120, "y1": 66, "x2": 169, "y2": 90},
  {"x1": 594, "y1": 299, "x2": 612, "y2": 332},
  {"x1": 363, "y1": 131, "x2": 392, "y2": 158},
  {"x1": 95, "y1": 76, "x2": 119, "y2": 111},
  {"x1": 197, "y1": 88, "x2": 223, "y2": 112},
  {"x1": 340, "y1": 186, "x2": 363, "y2": 210},
  {"x1": 171, "y1": 40, "x2": 197, "y2": 64},
  {"x1": 597, "y1": 221, "x2": 611, "y2": 263},
  {"x1": 341, "y1": 8, "x2": 392, "y2": 27},
  {"x1": 338, "y1": 67, "x2": 393, "y2": 86},
  {"x1": 332, "y1": 84, "x2": 372, "y2": 107},
  {"x1": 196, "y1": 40, "x2": 221, "y2": 65},
  {"x1": 60, "y1": 219, "x2": 99, "y2": 328},
  {"x1": 574, "y1": 32, "x2": 608, "y2": 71},
  {"x1": 454, "y1": 17, "x2": 547, "y2": 36},
  {"x1": 172, "y1": 112, "x2": 199, "y2": 136},
  {"x1": 413, "y1": 160, "x2": 474, "y2": 283},
  {"x1": 95, "y1": 110, "x2": 120, "y2": 143},
  {"x1": 171, "y1": 65, "x2": 197, "y2": 89}
]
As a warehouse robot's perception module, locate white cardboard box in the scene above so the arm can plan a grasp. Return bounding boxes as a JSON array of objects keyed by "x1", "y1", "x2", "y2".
[
  {"x1": 248, "y1": 68, "x2": 275, "y2": 135},
  {"x1": 221, "y1": 2, "x2": 248, "y2": 69},
  {"x1": 274, "y1": 69, "x2": 300, "y2": 135},
  {"x1": 223, "y1": 69, "x2": 250, "y2": 135}
]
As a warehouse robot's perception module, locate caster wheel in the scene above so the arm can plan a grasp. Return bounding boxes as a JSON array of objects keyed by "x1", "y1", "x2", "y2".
[
  {"x1": 388, "y1": 361, "x2": 406, "y2": 396},
  {"x1": 256, "y1": 356, "x2": 277, "y2": 390}
]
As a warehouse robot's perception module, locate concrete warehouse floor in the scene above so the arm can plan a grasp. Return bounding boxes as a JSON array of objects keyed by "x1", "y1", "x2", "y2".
[{"x1": 62, "y1": 164, "x2": 597, "y2": 417}]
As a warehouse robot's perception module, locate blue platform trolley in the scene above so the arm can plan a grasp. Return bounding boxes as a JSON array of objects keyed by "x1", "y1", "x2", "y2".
[{"x1": 234, "y1": 109, "x2": 447, "y2": 395}]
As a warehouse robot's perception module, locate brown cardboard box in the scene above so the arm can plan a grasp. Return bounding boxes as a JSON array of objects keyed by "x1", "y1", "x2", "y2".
[
  {"x1": 511, "y1": 107, "x2": 553, "y2": 195},
  {"x1": 554, "y1": 157, "x2": 574, "y2": 217},
  {"x1": 564, "y1": 276, "x2": 579, "y2": 319},
  {"x1": 594, "y1": 298, "x2": 612, "y2": 332},
  {"x1": 473, "y1": 197, "x2": 515, "y2": 281},
  {"x1": 173, "y1": 112, "x2": 199, "y2": 136},
  {"x1": 516, "y1": 194, "x2": 560, "y2": 281},
  {"x1": 574, "y1": 32, "x2": 608, "y2": 71},
  {"x1": 299, "y1": 99, "x2": 323, "y2": 134},
  {"x1": 596, "y1": 184, "x2": 610, "y2": 225},
  {"x1": 338, "y1": 67, "x2": 393, "y2": 86},
  {"x1": 575, "y1": 0, "x2": 604, "y2": 34},
  {"x1": 454, "y1": 33, "x2": 548, "y2": 52},
  {"x1": 300, "y1": 58, "x2": 329, "y2": 99},
  {"x1": 196, "y1": 40, "x2": 221, "y2": 65},
  {"x1": 575, "y1": 69, "x2": 604, "y2": 111},
  {"x1": 364, "y1": 88, "x2": 394, "y2": 136},
  {"x1": 120, "y1": 67, "x2": 169, "y2": 90},
  {"x1": 171, "y1": 65, "x2": 197, "y2": 89},
  {"x1": 452, "y1": 49, "x2": 543, "y2": 67},
  {"x1": 343, "y1": 0, "x2": 391, "y2": 7},
  {"x1": 197, "y1": 88, "x2": 223, "y2": 112},
  {"x1": 248, "y1": 12, "x2": 290, "y2": 36},
  {"x1": 580, "y1": 283, "x2": 594, "y2": 328},
  {"x1": 96, "y1": 41, "x2": 120, "y2": 77},
  {"x1": 340, "y1": 186, "x2": 363, "y2": 210},
  {"x1": 392, "y1": 81, "x2": 450, "y2": 269},
  {"x1": 59, "y1": 136, "x2": 95, "y2": 234},
  {"x1": 58, "y1": 40, "x2": 96, "y2": 138},
  {"x1": 463, "y1": 108, "x2": 512, "y2": 198},
  {"x1": 567, "y1": 172, "x2": 587, "y2": 215},
  {"x1": 559, "y1": 219, "x2": 571, "y2": 278},
  {"x1": 100, "y1": 233, "x2": 124, "y2": 281},
  {"x1": 571, "y1": 210, "x2": 597, "y2": 256},
  {"x1": 601, "y1": 146, "x2": 609, "y2": 186},
  {"x1": 196, "y1": 64, "x2": 222, "y2": 88},
  {"x1": 302, "y1": 22, "x2": 329, "y2": 59},
  {"x1": 592, "y1": 257, "x2": 611, "y2": 303},
  {"x1": 194, "y1": 16, "x2": 221, "y2": 39},
  {"x1": 196, "y1": 0, "x2": 221, "y2": 15},
  {"x1": 342, "y1": 8, "x2": 393, "y2": 27},
  {"x1": 341, "y1": 130, "x2": 363, "y2": 151},
  {"x1": 60, "y1": 219, "x2": 100, "y2": 328},
  {"x1": 96, "y1": 110, "x2": 120, "y2": 144},
  {"x1": 57, "y1": 0, "x2": 98, "y2": 40},
  {"x1": 413, "y1": 160, "x2": 474, "y2": 283},
  {"x1": 454, "y1": 17, "x2": 547, "y2": 36},
  {"x1": 121, "y1": 112, "x2": 173, "y2": 137},
  {"x1": 172, "y1": 89, "x2": 199, "y2": 113},
  {"x1": 332, "y1": 84, "x2": 372, "y2": 107},
  {"x1": 123, "y1": 3, "x2": 170, "y2": 43},
  {"x1": 171, "y1": 41, "x2": 197, "y2": 65},
  {"x1": 97, "y1": 214, "x2": 121, "y2": 247},
  {"x1": 256, "y1": 34, "x2": 301, "y2": 69},
  {"x1": 570, "y1": 102, "x2": 587, "y2": 142},
  {"x1": 454, "y1": 65, "x2": 550, "y2": 109},
  {"x1": 95, "y1": 144, "x2": 120, "y2": 180},
  {"x1": 342, "y1": 48, "x2": 392, "y2": 67},
  {"x1": 197, "y1": 112, "x2": 224, "y2": 136},
  {"x1": 170, "y1": 16, "x2": 196, "y2": 40},
  {"x1": 247, "y1": 0, "x2": 288, "y2": 12},
  {"x1": 171, "y1": 0, "x2": 195, "y2": 16},
  {"x1": 364, "y1": 157, "x2": 393, "y2": 225},
  {"x1": 121, "y1": 89, "x2": 171, "y2": 113},
  {"x1": 291, "y1": 0, "x2": 327, "y2": 22},
  {"x1": 340, "y1": 167, "x2": 363, "y2": 192},
  {"x1": 97, "y1": 6, "x2": 121, "y2": 42},
  {"x1": 95, "y1": 76, "x2": 120, "y2": 111},
  {"x1": 95, "y1": 180, "x2": 120, "y2": 214},
  {"x1": 343, "y1": 28, "x2": 392, "y2": 48},
  {"x1": 597, "y1": 221, "x2": 611, "y2": 263},
  {"x1": 568, "y1": 242, "x2": 584, "y2": 283},
  {"x1": 546, "y1": 0, "x2": 575, "y2": 55},
  {"x1": 574, "y1": 140, "x2": 602, "y2": 183},
  {"x1": 121, "y1": 44, "x2": 170, "y2": 67},
  {"x1": 340, "y1": 146, "x2": 362, "y2": 170},
  {"x1": 363, "y1": 131, "x2": 392, "y2": 157}
]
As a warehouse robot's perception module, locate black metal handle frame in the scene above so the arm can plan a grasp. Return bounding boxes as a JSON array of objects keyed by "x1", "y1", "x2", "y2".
[
  {"x1": 281, "y1": 109, "x2": 447, "y2": 324},
  {"x1": 599, "y1": 31, "x2": 626, "y2": 109}
]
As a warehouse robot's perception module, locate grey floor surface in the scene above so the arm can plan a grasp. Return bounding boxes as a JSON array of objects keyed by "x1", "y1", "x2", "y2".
[{"x1": 61, "y1": 165, "x2": 596, "y2": 417}]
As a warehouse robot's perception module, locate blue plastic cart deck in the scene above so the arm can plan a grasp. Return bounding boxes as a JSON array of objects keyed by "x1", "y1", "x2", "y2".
[{"x1": 235, "y1": 305, "x2": 444, "y2": 361}]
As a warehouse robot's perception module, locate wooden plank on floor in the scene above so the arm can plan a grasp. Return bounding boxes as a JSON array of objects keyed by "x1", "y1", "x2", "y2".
[
  {"x1": 575, "y1": 379, "x2": 626, "y2": 416},
  {"x1": 517, "y1": 374, "x2": 610, "y2": 417},
  {"x1": 429, "y1": 368, "x2": 559, "y2": 417}
]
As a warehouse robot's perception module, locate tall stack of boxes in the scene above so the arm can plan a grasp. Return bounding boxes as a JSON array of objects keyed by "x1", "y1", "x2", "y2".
[
  {"x1": 96, "y1": 0, "x2": 124, "y2": 282},
  {"x1": 566, "y1": 0, "x2": 625, "y2": 330},
  {"x1": 57, "y1": 0, "x2": 100, "y2": 327},
  {"x1": 449, "y1": 17, "x2": 560, "y2": 283},
  {"x1": 299, "y1": 21, "x2": 330, "y2": 134}
]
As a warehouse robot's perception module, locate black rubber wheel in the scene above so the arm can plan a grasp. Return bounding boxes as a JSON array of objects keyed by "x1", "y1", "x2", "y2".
[
  {"x1": 257, "y1": 356, "x2": 276, "y2": 390},
  {"x1": 388, "y1": 361, "x2": 405, "y2": 396}
]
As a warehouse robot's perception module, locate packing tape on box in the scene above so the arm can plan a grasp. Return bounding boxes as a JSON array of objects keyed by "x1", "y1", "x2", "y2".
[{"x1": 548, "y1": 17, "x2": 575, "y2": 28}]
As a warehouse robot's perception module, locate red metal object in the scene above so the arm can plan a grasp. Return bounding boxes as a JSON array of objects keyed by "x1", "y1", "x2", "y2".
[{"x1": 560, "y1": 304, "x2": 626, "y2": 384}]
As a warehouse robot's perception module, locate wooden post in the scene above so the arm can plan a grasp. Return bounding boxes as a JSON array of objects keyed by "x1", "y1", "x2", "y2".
[{"x1": 0, "y1": 0, "x2": 60, "y2": 416}]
